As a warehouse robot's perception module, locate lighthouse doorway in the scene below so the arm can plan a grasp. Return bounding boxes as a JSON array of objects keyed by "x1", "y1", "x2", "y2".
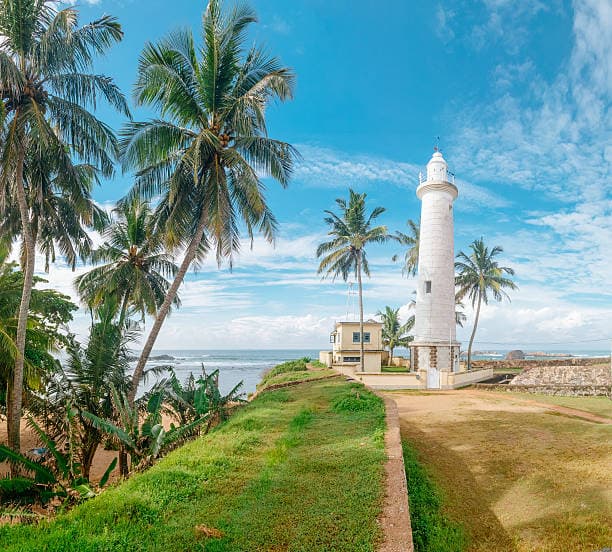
[{"x1": 427, "y1": 367, "x2": 440, "y2": 389}]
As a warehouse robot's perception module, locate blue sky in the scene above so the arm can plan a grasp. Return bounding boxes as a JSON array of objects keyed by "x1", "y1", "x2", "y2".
[{"x1": 38, "y1": 0, "x2": 611, "y2": 351}]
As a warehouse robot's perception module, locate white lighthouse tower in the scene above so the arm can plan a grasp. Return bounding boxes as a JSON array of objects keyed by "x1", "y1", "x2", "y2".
[{"x1": 411, "y1": 149, "x2": 460, "y2": 388}]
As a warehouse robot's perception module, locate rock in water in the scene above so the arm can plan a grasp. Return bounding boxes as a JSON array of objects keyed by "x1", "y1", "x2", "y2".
[{"x1": 506, "y1": 350, "x2": 525, "y2": 360}]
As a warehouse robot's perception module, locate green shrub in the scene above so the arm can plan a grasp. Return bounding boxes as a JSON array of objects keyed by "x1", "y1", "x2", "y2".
[
  {"x1": 402, "y1": 441, "x2": 467, "y2": 552},
  {"x1": 331, "y1": 386, "x2": 384, "y2": 414}
]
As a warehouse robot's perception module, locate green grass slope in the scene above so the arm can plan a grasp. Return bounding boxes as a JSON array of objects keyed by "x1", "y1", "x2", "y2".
[{"x1": 0, "y1": 378, "x2": 386, "y2": 552}]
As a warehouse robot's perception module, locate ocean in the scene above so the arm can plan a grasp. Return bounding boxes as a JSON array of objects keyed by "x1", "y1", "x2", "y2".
[
  {"x1": 135, "y1": 348, "x2": 610, "y2": 397},
  {"x1": 135, "y1": 349, "x2": 320, "y2": 396}
]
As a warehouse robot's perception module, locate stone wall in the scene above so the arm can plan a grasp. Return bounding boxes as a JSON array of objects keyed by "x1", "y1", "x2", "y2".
[
  {"x1": 473, "y1": 383, "x2": 611, "y2": 397},
  {"x1": 510, "y1": 364, "x2": 610, "y2": 387},
  {"x1": 471, "y1": 357, "x2": 608, "y2": 370}
]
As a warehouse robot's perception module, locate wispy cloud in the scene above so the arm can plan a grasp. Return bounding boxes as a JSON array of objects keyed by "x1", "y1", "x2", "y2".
[
  {"x1": 294, "y1": 144, "x2": 510, "y2": 209},
  {"x1": 265, "y1": 15, "x2": 291, "y2": 35},
  {"x1": 434, "y1": 4, "x2": 455, "y2": 43}
]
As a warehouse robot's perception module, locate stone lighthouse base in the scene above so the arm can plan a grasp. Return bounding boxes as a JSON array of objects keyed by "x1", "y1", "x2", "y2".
[{"x1": 411, "y1": 341, "x2": 461, "y2": 390}]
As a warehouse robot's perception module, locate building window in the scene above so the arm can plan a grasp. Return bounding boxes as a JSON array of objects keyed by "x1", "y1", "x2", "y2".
[
  {"x1": 352, "y1": 332, "x2": 371, "y2": 343},
  {"x1": 343, "y1": 356, "x2": 360, "y2": 363},
  {"x1": 425, "y1": 280, "x2": 432, "y2": 293},
  {"x1": 330, "y1": 333, "x2": 336, "y2": 343}
]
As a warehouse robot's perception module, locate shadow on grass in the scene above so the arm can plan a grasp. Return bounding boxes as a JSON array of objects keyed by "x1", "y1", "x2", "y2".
[{"x1": 400, "y1": 422, "x2": 517, "y2": 552}]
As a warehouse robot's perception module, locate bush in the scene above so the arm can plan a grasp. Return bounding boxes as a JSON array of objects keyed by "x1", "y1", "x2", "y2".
[{"x1": 331, "y1": 386, "x2": 384, "y2": 414}]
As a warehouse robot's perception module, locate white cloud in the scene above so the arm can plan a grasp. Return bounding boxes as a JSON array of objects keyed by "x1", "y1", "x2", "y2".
[
  {"x1": 434, "y1": 4, "x2": 455, "y2": 43},
  {"x1": 294, "y1": 144, "x2": 510, "y2": 209}
]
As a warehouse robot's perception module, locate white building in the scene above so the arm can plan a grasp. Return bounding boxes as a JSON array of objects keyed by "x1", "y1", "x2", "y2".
[{"x1": 410, "y1": 150, "x2": 461, "y2": 388}]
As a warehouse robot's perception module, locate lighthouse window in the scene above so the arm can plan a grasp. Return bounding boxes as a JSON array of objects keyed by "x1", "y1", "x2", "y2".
[{"x1": 425, "y1": 281, "x2": 432, "y2": 293}]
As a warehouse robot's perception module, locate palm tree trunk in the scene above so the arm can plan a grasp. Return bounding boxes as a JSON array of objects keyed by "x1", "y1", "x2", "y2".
[
  {"x1": 389, "y1": 346, "x2": 394, "y2": 364},
  {"x1": 128, "y1": 207, "x2": 208, "y2": 405},
  {"x1": 9, "y1": 148, "x2": 35, "y2": 462},
  {"x1": 357, "y1": 250, "x2": 365, "y2": 372},
  {"x1": 467, "y1": 292, "x2": 482, "y2": 371},
  {"x1": 118, "y1": 289, "x2": 130, "y2": 327},
  {"x1": 118, "y1": 450, "x2": 129, "y2": 477}
]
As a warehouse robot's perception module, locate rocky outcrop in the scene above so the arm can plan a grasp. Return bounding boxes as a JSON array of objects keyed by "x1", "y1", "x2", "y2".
[{"x1": 505, "y1": 350, "x2": 525, "y2": 360}]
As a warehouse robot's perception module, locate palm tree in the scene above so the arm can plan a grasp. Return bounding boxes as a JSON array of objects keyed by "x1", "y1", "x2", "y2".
[
  {"x1": 75, "y1": 200, "x2": 179, "y2": 327},
  {"x1": 376, "y1": 306, "x2": 414, "y2": 361},
  {"x1": 0, "y1": 156, "x2": 108, "y2": 272},
  {"x1": 455, "y1": 238, "x2": 517, "y2": 370},
  {"x1": 120, "y1": 0, "x2": 297, "y2": 404},
  {"x1": 0, "y1": 0, "x2": 128, "y2": 454},
  {"x1": 317, "y1": 189, "x2": 390, "y2": 371},
  {"x1": 393, "y1": 219, "x2": 419, "y2": 276},
  {"x1": 0, "y1": 252, "x2": 76, "y2": 455}
]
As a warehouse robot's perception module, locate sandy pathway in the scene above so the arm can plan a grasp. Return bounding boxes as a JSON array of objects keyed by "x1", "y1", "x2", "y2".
[{"x1": 388, "y1": 389, "x2": 611, "y2": 424}]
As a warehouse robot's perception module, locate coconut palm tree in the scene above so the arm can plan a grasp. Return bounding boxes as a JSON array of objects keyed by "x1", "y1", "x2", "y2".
[
  {"x1": 317, "y1": 189, "x2": 390, "y2": 371},
  {"x1": 75, "y1": 200, "x2": 179, "y2": 327},
  {"x1": 393, "y1": 219, "x2": 419, "y2": 276},
  {"x1": 455, "y1": 238, "x2": 517, "y2": 370},
  {"x1": 376, "y1": 306, "x2": 414, "y2": 361},
  {"x1": 0, "y1": 249, "x2": 76, "y2": 450},
  {"x1": 0, "y1": 0, "x2": 128, "y2": 454},
  {"x1": 0, "y1": 155, "x2": 108, "y2": 272},
  {"x1": 120, "y1": 0, "x2": 297, "y2": 403}
]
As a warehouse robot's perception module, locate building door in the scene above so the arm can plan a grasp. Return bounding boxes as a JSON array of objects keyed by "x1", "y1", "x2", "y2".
[{"x1": 427, "y1": 367, "x2": 440, "y2": 389}]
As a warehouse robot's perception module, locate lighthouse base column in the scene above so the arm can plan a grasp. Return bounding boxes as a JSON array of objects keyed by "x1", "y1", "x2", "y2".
[{"x1": 410, "y1": 342, "x2": 461, "y2": 390}]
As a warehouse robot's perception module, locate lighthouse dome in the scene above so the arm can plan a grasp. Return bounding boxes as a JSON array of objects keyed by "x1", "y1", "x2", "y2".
[{"x1": 426, "y1": 150, "x2": 448, "y2": 182}]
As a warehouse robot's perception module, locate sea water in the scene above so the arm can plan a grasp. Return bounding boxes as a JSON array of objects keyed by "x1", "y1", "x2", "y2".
[{"x1": 134, "y1": 349, "x2": 320, "y2": 396}]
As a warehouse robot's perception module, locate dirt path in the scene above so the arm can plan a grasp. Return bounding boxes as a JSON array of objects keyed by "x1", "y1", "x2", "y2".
[
  {"x1": 390, "y1": 389, "x2": 612, "y2": 424},
  {"x1": 468, "y1": 389, "x2": 611, "y2": 423}
]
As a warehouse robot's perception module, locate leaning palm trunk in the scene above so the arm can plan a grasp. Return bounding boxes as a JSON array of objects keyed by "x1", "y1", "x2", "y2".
[
  {"x1": 9, "y1": 149, "x2": 36, "y2": 460},
  {"x1": 128, "y1": 208, "x2": 207, "y2": 404},
  {"x1": 357, "y1": 251, "x2": 365, "y2": 372},
  {"x1": 467, "y1": 292, "x2": 482, "y2": 371}
]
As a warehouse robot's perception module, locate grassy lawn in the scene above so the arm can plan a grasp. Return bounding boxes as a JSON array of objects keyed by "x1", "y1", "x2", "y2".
[
  {"x1": 393, "y1": 391, "x2": 612, "y2": 552},
  {"x1": 0, "y1": 378, "x2": 386, "y2": 551},
  {"x1": 382, "y1": 365, "x2": 410, "y2": 373},
  {"x1": 506, "y1": 392, "x2": 612, "y2": 419}
]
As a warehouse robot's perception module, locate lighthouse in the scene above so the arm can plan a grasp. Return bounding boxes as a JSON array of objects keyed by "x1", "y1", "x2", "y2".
[{"x1": 411, "y1": 149, "x2": 460, "y2": 388}]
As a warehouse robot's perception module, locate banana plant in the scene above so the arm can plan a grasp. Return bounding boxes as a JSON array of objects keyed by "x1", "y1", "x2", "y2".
[
  {"x1": 150, "y1": 366, "x2": 245, "y2": 432},
  {"x1": 82, "y1": 387, "x2": 208, "y2": 472},
  {"x1": 0, "y1": 416, "x2": 116, "y2": 506}
]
